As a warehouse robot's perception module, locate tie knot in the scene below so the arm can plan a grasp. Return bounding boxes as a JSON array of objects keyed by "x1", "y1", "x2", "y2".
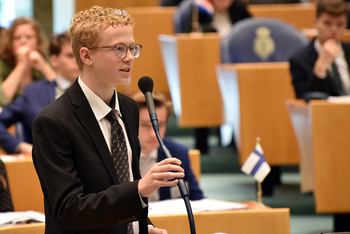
[{"x1": 105, "y1": 110, "x2": 117, "y2": 123}]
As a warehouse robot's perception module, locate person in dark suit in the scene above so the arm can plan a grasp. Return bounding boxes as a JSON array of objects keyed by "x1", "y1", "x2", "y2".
[
  {"x1": 0, "y1": 31, "x2": 79, "y2": 154},
  {"x1": 132, "y1": 91, "x2": 204, "y2": 202},
  {"x1": 290, "y1": 0, "x2": 350, "y2": 99},
  {"x1": 32, "y1": 6, "x2": 184, "y2": 234}
]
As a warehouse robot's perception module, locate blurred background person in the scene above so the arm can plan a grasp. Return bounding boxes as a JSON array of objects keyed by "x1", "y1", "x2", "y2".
[
  {"x1": 133, "y1": 91, "x2": 204, "y2": 202},
  {"x1": 289, "y1": 0, "x2": 349, "y2": 99},
  {"x1": 183, "y1": 0, "x2": 251, "y2": 36},
  {"x1": 0, "y1": 31, "x2": 79, "y2": 155},
  {"x1": 0, "y1": 17, "x2": 56, "y2": 107}
]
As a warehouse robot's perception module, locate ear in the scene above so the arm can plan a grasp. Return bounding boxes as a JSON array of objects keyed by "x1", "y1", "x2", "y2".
[
  {"x1": 49, "y1": 54, "x2": 58, "y2": 70},
  {"x1": 80, "y1": 47, "x2": 93, "y2": 66}
]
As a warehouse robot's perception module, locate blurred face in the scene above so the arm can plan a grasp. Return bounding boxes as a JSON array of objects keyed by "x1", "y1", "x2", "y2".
[
  {"x1": 89, "y1": 25, "x2": 135, "y2": 87},
  {"x1": 12, "y1": 24, "x2": 38, "y2": 53},
  {"x1": 139, "y1": 105, "x2": 167, "y2": 155},
  {"x1": 50, "y1": 42, "x2": 79, "y2": 82},
  {"x1": 314, "y1": 13, "x2": 347, "y2": 44},
  {"x1": 212, "y1": 0, "x2": 234, "y2": 13}
]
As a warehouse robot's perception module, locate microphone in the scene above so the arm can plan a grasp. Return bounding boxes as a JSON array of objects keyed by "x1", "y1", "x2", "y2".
[
  {"x1": 138, "y1": 76, "x2": 159, "y2": 134},
  {"x1": 138, "y1": 76, "x2": 196, "y2": 234}
]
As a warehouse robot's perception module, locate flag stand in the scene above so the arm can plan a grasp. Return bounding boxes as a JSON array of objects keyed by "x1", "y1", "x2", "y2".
[
  {"x1": 255, "y1": 137, "x2": 265, "y2": 207},
  {"x1": 191, "y1": 2, "x2": 199, "y2": 33},
  {"x1": 257, "y1": 181, "x2": 262, "y2": 204}
]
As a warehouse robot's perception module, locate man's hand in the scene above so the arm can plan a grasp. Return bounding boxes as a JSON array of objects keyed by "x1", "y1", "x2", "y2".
[
  {"x1": 148, "y1": 225, "x2": 168, "y2": 234},
  {"x1": 138, "y1": 158, "x2": 184, "y2": 198},
  {"x1": 314, "y1": 39, "x2": 341, "y2": 77},
  {"x1": 18, "y1": 142, "x2": 33, "y2": 154}
]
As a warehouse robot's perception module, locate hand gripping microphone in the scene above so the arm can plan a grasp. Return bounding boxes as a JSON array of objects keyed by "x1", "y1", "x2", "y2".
[{"x1": 138, "y1": 76, "x2": 196, "y2": 234}]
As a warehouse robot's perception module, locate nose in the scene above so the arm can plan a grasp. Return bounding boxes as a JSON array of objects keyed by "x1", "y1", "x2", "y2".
[
  {"x1": 123, "y1": 48, "x2": 135, "y2": 62},
  {"x1": 19, "y1": 36, "x2": 28, "y2": 45}
]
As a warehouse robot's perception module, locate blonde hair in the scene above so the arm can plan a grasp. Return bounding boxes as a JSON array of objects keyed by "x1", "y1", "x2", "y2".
[
  {"x1": 0, "y1": 17, "x2": 47, "y2": 67},
  {"x1": 132, "y1": 91, "x2": 174, "y2": 123},
  {"x1": 69, "y1": 5, "x2": 135, "y2": 70}
]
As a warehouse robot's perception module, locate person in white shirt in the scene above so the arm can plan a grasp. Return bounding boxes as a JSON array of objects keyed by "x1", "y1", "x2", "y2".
[
  {"x1": 31, "y1": 6, "x2": 184, "y2": 234},
  {"x1": 133, "y1": 91, "x2": 204, "y2": 202}
]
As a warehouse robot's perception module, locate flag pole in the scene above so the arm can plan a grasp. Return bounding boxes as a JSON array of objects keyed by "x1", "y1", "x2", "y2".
[
  {"x1": 256, "y1": 137, "x2": 263, "y2": 205},
  {"x1": 257, "y1": 181, "x2": 262, "y2": 204},
  {"x1": 191, "y1": 1, "x2": 199, "y2": 33}
]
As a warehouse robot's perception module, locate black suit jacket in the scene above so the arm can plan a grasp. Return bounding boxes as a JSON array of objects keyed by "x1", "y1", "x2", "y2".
[
  {"x1": 32, "y1": 80, "x2": 150, "y2": 234},
  {"x1": 289, "y1": 40, "x2": 350, "y2": 98}
]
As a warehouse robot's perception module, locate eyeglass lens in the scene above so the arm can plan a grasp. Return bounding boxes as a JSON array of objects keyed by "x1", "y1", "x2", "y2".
[{"x1": 115, "y1": 44, "x2": 141, "y2": 59}]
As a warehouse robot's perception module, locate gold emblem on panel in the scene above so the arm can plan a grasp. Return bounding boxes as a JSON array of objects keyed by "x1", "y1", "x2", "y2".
[{"x1": 253, "y1": 26, "x2": 275, "y2": 61}]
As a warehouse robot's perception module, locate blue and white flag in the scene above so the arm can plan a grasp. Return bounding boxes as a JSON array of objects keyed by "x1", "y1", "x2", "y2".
[
  {"x1": 194, "y1": 0, "x2": 214, "y2": 16},
  {"x1": 241, "y1": 142, "x2": 271, "y2": 183}
]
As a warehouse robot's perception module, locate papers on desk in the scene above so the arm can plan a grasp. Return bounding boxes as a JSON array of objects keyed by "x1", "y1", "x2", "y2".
[
  {"x1": 148, "y1": 198, "x2": 248, "y2": 216},
  {"x1": 0, "y1": 154, "x2": 26, "y2": 162},
  {"x1": 0, "y1": 211, "x2": 45, "y2": 226},
  {"x1": 327, "y1": 95, "x2": 350, "y2": 103}
]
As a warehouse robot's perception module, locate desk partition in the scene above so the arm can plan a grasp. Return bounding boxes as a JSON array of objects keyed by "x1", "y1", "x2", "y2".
[
  {"x1": 216, "y1": 63, "x2": 299, "y2": 166},
  {"x1": 159, "y1": 33, "x2": 224, "y2": 128},
  {"x1": 286, "y1": 99, "x2": 350, "y2": 213}
]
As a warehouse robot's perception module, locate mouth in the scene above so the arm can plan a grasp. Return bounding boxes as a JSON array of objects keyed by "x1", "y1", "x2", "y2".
[{"x1": 120, "y1": 68, "x2": 131, "y2": 73}]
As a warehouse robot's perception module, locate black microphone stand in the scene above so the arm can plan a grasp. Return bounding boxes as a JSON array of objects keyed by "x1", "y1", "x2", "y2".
[{"x1": 150, "y1": 115, "x2": 196, "y2": 234}]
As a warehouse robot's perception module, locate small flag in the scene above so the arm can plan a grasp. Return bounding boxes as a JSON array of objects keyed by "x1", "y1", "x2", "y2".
[
  {"x1": 241, "y1": 142, "x2": 271, "y2": 183},
  {"x1": 194, "y1": 0, "x2": 214, "y2": 16}
]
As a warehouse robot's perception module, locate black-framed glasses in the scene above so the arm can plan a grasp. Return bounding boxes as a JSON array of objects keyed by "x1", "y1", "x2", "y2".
[{"x1": 90, "y1": 44, "x2": 142, "y2": 59}]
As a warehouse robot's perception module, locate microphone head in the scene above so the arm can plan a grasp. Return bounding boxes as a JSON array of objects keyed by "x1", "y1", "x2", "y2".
[{"x1": 138, "y1": 76, "x2": 154, "y2": 94}]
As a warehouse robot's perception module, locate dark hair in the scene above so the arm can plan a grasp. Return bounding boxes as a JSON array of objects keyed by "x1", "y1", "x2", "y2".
[
  {"x1": 49, "y1": 31, "x2": 71, "y2": 56},
  {"x1": 316, "y1": 0, "x2": 348, "y2": 18},
  {"x1": 132, "y1": 91, "x2": 174, "y2": 122}
]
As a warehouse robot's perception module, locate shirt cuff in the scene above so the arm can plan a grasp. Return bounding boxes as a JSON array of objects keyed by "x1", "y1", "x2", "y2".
[{"x1": 139, "y1": 191, "x2": 147, "y2": 208}]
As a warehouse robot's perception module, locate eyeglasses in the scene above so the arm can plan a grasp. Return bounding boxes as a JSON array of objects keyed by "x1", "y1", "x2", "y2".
[{"x1": 90, "y1": 44, "x2": 142, "y2": 59}]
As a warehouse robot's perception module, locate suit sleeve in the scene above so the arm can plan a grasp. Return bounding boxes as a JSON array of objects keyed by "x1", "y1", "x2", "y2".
[
  {"x1": 289, "y1": 54, "x2": 329, "y2": 99},
  {"x1": 32, "y1": 113, "x2": 148, "y2": 231},
  {"x1": 0, "y1": 96, "x2": 25, "y2": 153}
]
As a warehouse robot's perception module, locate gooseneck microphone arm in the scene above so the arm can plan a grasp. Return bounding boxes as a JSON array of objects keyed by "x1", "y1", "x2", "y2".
[{"x1": 138, "y1": 76, "x2": 196, "y2": 234}]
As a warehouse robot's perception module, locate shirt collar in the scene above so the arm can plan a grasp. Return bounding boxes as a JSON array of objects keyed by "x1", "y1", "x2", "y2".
[
  {"x1": 141, "y1": 148, "x2": 158, "y2": 159},
  {"x1": 77, "y1": 77, "x2": 121, "y2": 121},
  {"x1": 55, "y1": 76, "x2": 71, "y2": 91}
]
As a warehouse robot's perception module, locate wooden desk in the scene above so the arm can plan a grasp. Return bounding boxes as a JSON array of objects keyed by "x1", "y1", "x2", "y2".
[
  {"x1": 0, "y1": 202, "x2": 290, "y2": 234},
  {"x1": 286, "y1": 99, "x2": 350, "y2": 213},
  {"x1": 151, "y1": 201, "x2": 290, "y2": 234},
  {"x1": 3, "y1": 156, "x2": 44, "y2": 213},
  {"x1": 248, "y1": 3, "x2": 316, "y2": 30},
  {"x1": 159, "y1": 33, "x2": 224, "y2": 128},
  {"x1": 216, "y1": 63, "x2": 299, "y2": 166},
  {"x1": 2, "y1": 155, "x2": 44, "y2": 213},
  {"x1": 0, "y1": 223, "x2": 45, "y2": 234}
]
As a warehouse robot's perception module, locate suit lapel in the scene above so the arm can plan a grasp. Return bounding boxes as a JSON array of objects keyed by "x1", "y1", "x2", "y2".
[{"x1": 68, "y1": 81, "x2": 120, "y2": 184}]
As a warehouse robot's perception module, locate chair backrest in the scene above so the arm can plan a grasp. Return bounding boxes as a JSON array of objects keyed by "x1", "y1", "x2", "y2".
[
  {"x1": 221, "y1": 17, "x2": 309, "y2": 63},
  {"x1": 173, "y1": 0, "x2": 193, "y2": 33},
  {"x1": 188, "y1": 149, "x2": 201, "y2": 182}
]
